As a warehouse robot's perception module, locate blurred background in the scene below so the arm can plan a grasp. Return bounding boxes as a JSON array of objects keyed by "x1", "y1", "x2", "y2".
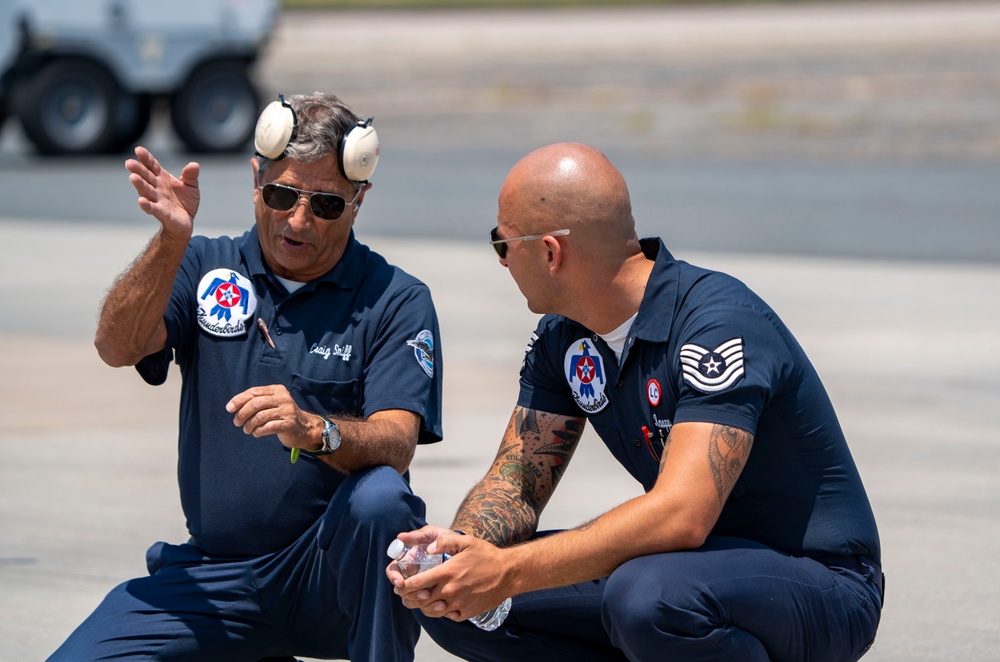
[
  {"x1": 1, "y1": 1, "x2": 998, "y2": 660},
  {"x1": 1, "y1": 0, "x2": 998, "y2": 260}
]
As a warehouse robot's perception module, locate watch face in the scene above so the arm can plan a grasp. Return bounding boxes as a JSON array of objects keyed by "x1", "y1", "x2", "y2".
[
  {"x1": 321, "y1": 419, "x2": 341, "y2": 454},
  {"x1": 327, "y1": 421, "x2": 341, "y2": 451}
]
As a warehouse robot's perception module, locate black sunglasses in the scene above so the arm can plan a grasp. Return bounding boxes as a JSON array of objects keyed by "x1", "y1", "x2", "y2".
[
  {"x1": 259, "y1": 183, "x2": 362, "y2": 221},
  {"x1": 490, "y1": 226, "x2": 571, "y2": 259}
]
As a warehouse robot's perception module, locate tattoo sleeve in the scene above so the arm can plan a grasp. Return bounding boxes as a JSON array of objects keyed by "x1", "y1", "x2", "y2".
[
  {"x1": 707, "y1": 424, "x2": 754, "y2": 505},
  {"x1": 453, "y1": 407, "x2": 584, "y2": 546}
]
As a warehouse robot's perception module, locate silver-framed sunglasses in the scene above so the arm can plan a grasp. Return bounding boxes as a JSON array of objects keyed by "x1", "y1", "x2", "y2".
[{"x1": 490, "y1": 227, "x2": 570, "y2": 258}]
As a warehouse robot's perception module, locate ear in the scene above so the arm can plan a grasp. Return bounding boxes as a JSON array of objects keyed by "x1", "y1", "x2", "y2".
[
  {"x1": 543, "y1": 235, "x2": 564, "y2": 275},
  {"x1": 251, "y1": 158, "x2": 261, "y2": 205},
  {"x1": 353, "y1": 182, "x2": 374, "y2": 214}
]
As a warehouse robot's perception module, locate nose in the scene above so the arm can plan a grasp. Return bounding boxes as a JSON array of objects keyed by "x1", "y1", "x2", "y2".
[{"x1": 287, "y1": 195, "x2": 314, "y2": 229}]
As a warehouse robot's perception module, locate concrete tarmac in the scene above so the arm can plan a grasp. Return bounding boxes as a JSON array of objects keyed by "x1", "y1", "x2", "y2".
[
  {"x1": 1, "y1": 219, "x2": 998, "y2": 660},
  {"x1": 2, "y1": 2, "x2": 999, "y2": 660}
]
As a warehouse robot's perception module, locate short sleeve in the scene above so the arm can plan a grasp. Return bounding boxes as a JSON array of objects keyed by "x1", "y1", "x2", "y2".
[
  {"x1": 672, "y1": 305, "x2": 793, "y2": 433},
  {"x1": 360, "y1": 281, "x2": 444, "y2": 444},
  {"x1": 516, "y1": 316, "x2": 585, "y2": 417},
  {"x1": 134, "y1": 238, "x2": 204, "y2": 384}
]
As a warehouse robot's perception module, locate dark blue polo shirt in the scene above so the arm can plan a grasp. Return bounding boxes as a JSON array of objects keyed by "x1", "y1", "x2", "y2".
[
  {"x1": 518, "y1": 238, "x2": 879, "y2": 561},
  {"x1": 137, "y1": 227, "x2": 443, "y2": 558}
]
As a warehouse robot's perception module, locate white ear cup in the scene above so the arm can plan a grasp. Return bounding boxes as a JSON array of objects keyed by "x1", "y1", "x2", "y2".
[
  {"x1": 256, "y1": 96, "x2": 379, "y2": 182},
  {"x1": 340, "y1": 121, "x2": 380, "y2": 182},
  {"x1": 254, "y1": 98, "x2": 297, "y2": 160}
]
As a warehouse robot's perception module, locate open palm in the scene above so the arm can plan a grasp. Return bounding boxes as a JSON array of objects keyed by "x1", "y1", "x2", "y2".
[{"x1": 126, "y1": 146, "x2": 201, "y2": 239}]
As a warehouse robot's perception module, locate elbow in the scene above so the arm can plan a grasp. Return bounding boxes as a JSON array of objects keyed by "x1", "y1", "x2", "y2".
[
  {"x1": 673, "y1": 524, "x2": 711, "y2": 551},
  {"x1": 94, "y1": 334, "x2": 137, "y2": 368},
  {"x1": 665, "y1": 512, "x2": 716, "y2": 551},
  {"x1": 392, "y1": 443, "x2": 417, "y2": 475}
]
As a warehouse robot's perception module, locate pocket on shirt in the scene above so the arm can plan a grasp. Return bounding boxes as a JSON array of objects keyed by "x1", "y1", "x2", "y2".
[{"x1": 291, "y1": 373, "x2": 360, "y2": 417}]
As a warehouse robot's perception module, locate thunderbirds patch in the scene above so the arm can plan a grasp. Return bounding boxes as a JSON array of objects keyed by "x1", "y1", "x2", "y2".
[
  {"x1": 196, "y1": 269, "x2": 257, "y2": 338},
  {"x1": 564, "y1": 338, "x2": 608, "y2": 414}
]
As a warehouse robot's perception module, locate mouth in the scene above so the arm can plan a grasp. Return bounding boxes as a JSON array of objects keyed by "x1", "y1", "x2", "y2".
[{"x1": 280, "y1": 235, "x2": 309, "y2": 250}]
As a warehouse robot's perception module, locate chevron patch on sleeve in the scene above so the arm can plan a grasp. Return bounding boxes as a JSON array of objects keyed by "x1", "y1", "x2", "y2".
[{"x1": 679, "y1": 337, "x2": 745, "y2": 393}]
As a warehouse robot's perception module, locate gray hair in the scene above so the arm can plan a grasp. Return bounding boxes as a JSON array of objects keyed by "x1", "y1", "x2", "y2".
[{"x1": 257, "y1": 92, "x2": 362, "y2": 180}]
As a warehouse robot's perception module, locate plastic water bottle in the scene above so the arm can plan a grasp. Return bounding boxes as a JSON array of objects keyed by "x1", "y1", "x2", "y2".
[{"x1": 387, "y1": 539, "x2": 512, "y2": 631}]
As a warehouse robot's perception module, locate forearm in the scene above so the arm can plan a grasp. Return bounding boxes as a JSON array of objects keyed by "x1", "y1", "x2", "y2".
[
  {"x1": 95, "y1": 228, "x2": 190, "y2": 367},
  {"x1": 504, "y1": 491, "x2": 697, "y2": 595},
  {"x1": 319, "y1": 412, "x2": 418, "y2": 475},
  {"x1": 451, "y1": 476, "x2": 541, "y2": 547},
  {"x1": 502, "y1": 422, "x2": 753, "y2": 596},
  {"x1": 452, "y1": 407, "x2": 582, "y2": 547}
]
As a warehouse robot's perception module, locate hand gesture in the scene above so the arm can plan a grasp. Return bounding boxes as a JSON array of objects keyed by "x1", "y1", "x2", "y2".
[
  {"x1": 226, "y1": 384, "x2": 321, "y2": 452},
  {"x1": 126, "y1": 146, "x2": 200, "y2": 241}
]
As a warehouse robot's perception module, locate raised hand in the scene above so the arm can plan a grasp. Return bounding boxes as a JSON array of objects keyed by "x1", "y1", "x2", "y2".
[{"x1": 125, "y1": 146, "x2": 200, "y2": 240}]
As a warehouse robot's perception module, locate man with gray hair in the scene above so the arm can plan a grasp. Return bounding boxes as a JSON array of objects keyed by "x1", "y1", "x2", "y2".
[{"x1": 49, "y1": 93, "x2": 443, "y2": 661}]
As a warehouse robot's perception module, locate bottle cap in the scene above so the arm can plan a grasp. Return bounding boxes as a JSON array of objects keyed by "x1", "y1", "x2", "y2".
[{"x1": 386, "y1": 539, "x2": 406, "y2": 560}]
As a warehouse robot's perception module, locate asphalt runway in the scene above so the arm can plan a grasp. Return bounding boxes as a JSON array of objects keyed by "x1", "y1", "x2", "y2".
[
  {"x1": 1, "y1": 2, "x2": 999, "y2": 660},
  {"x1": 0, "y1": 148, "x2": 998, "y2": 266},
  {"x1": 2, "y1": 220, "x2": 998, "y2": 661}
]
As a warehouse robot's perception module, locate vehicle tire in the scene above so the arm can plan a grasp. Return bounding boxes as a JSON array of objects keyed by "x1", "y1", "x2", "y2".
[
  {"x1": 109, "y1": 94, "x2": 153, "y2": 152},
  {"x1": 16, "y1": 59, "x2": 140, "y2": 155},
  {"x1": 170, "y1": 61, "x2": 259, "y2": 153}
]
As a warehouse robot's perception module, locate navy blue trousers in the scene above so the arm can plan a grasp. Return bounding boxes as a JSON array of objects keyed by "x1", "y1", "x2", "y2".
[
  {"x1": 48, "y1": 466, "x2": 426, "y2": 662},
  {"x1": 418, "y1": 537, "x2": 883, "y2": 662}
]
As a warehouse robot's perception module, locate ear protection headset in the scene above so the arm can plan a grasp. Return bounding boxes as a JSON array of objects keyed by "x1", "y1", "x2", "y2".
[{"x1": 254, "y1": 94, "x2": 380, "y2": 183}]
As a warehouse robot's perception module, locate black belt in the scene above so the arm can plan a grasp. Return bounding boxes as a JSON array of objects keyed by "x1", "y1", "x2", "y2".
[{"x1": 813, "y1": 553, "x2": 884, "y2": 601}]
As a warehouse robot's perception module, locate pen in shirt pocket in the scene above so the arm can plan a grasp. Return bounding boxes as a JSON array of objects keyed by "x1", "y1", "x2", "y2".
[
  {"x1": 257, "y1": 317, "x2": 276, "y2": 349},
  {"x1": 641, "y1": 425, "x2": 660, "y2": 462}
]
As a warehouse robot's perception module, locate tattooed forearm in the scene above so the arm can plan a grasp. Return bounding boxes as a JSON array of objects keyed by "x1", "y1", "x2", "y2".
[
  {"x1": 707, "y1": 425, "x2": 754, "y2": 505},
  {"x1": 452, "y1": 408, "x2": 585, "y2": 545},
  {"x1": 516, "y1": 407, "x2": 540, "y2": 436},
  {"x1": 535, "y1": 419, "x2": 583, "y2": 485},
  {"x1": 507, "y1": 407, "x2": 584, "y2": 500},
  {"x1": 453, "y1": 486, "x2": 539, "y2": 546}
]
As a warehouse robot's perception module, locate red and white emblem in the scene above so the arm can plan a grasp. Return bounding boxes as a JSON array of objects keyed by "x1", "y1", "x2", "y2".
[
  {"x1": 563, "y1": 338, "x2": 608, "y2": 414},
  {"x1": 647, "y1": 379, "x2": 661, "y2": 406},
  {"x1": 196, "y1": 268, "x2": 257, "y2": 337},
  {"x1": 576, "y1": 356, "x2": 597, "y2": 383},
  {"x1": 213, "y1": 281, "x2": 242, "y2": 308}
]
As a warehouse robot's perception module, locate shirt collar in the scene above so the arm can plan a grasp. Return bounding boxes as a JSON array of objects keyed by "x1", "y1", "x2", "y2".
[
  {"x1": 239, "y1": 226, "x2": 365, "y2": 291},
  {"x1": 631, "y1": 237, "x2": 679, "y2": 343}
]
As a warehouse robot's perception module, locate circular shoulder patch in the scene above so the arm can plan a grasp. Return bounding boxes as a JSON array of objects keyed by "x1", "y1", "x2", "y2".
[
  {"x1": 564, "y1": 338, "x2": 609, "y2": 414},
  {"x1": 407, "y1": 329, "x2": 435, "y2": 378},
  {"x1": 196, "y1": 269, "x2": 258, "y2": 338}
]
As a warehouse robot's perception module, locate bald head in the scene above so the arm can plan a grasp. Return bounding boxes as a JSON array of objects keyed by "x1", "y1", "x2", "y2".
[{"x1": 498, "y1": 143, "x2": 638, "y2": 259}]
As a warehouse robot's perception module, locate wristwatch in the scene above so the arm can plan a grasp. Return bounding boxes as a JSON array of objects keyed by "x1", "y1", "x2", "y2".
[{"x1": 311, "y1": 416, "x2": 341, "y2": 455}]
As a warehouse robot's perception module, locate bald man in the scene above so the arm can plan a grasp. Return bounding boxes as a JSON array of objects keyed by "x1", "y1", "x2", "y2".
[{"x1": 388, "y1": 143, "x2": 883, "y2": 662}]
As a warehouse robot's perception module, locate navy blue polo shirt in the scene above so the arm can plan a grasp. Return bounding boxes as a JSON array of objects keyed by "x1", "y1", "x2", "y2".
[
  {"x1": 136, "y1": 227, "x2": 443, "y2": 558},
  {"x1": 518, "y1": 238, "x2": 879, "y2": 561}
]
